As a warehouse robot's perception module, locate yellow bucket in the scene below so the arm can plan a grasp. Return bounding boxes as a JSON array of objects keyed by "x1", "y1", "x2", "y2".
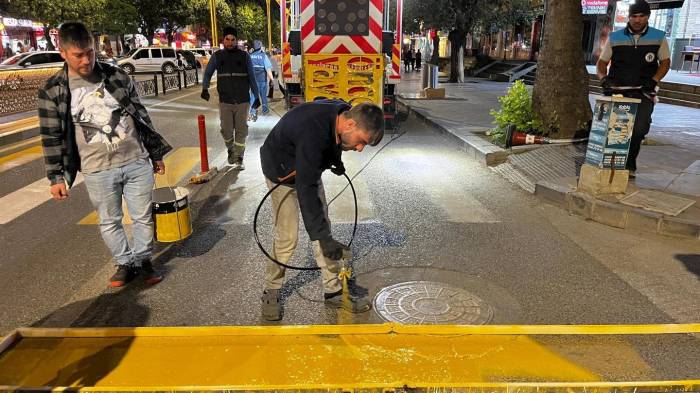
[{"x1": 152, "y1": 187, "x2": 192, "y2": 242}]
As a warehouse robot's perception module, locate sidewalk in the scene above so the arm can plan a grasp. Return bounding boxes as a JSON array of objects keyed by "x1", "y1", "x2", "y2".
[{"x1": 396, "y1": 71, "x2": 700, "y2": 239}]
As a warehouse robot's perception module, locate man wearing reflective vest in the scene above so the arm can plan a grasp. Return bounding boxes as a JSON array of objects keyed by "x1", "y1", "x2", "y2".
[
  {"x1": 596, "y1": 0, "x2": 670, "y2": 178},
  {"x1": 201, "y1": 26, "x2": 260, "y2": 170},
  {"x1": 248, "y1": 40, "x2": 274, "y2": 121}
]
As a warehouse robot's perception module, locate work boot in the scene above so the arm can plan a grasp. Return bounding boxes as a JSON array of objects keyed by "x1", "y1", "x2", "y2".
[
  {"x1": 110, "y1": 264, "x2": 136, "y2": 288},
  {"x1": 139, "y1": 260, "x2": 163, "y2": 285},
  {"x1": 324, "y1": 290, "x2": 371, "y2": 313},
  {"x1": 261, "y1": 289, "x2": 282, "y2": 321},
  {"x1": 227, "y1": 148, "x2": 236, "y2": 165},
  {"x1": 235, "y1": 158, "x2": 245, "y2": 170}
]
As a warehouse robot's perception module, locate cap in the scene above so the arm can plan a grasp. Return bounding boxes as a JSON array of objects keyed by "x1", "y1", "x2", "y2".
[{"x1": 629, "y1": 1, "x2": 651, "y2": 16}]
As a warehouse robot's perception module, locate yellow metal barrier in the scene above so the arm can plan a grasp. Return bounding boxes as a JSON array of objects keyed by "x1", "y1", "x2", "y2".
[
  {"x1": 1, "y1": 323, "x2": 700, "y2": 391},
  {"x1": 304, "y1": 54, "x2": 384, "y2": 106}
]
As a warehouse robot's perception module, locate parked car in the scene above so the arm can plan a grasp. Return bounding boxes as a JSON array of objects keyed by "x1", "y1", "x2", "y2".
[
  {"x1": 187, "y1": 48, "x2": 212, "y2": 67},
  {"x1": 117, "y1": 47, "x2": 179, "y2": 74},
  {"x1": 0, "y1": 51, "x2": 64, "y2": 69}
]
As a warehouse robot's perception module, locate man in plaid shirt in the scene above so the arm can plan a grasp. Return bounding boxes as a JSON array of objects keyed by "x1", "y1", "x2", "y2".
[{"x1": 38, "y1": 22, "x2": 172, "y2": 287}]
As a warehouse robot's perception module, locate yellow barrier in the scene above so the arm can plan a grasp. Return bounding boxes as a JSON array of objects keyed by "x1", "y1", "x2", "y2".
[
  {"x1": 304, "y1": 54, "x2": 384, "y2": 106},
  {"x1": 1, "y1": 323, "x2": 700, "y2": 391}
]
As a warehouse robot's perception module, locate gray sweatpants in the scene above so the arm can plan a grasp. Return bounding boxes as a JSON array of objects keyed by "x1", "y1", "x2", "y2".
[{"x1": 219, "y1": 102, "x2": 250, "y2": 159}]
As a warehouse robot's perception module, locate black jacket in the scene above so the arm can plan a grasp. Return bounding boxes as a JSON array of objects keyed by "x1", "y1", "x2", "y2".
[{"x1": 260, "y1": 100, "x2": 350, "y2": 241}]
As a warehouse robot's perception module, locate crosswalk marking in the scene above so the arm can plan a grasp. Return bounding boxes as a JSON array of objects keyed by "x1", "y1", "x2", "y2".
[
  {"x1": 0, "y1": 145, "x2": 43, "y2": 172},
  {"x1": 78, "y1": 147, "x2": 202, "y2": 225},
  {"x1": 0, "y1": 174, "x2": 84, "y2": 225}
]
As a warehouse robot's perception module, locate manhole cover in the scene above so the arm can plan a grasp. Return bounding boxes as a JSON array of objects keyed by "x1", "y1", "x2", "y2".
[{"x1": 373, "y1": 281, "x2": 493, "y2": 324}]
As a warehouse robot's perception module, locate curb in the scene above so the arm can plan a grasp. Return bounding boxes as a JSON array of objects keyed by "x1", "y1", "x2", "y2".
[
  {"x1": 396, "y1": 96, "x2": 508, "y2": 166},
  {"x1": 535, "y1": 181, "x2": 700, "y2": 240}
]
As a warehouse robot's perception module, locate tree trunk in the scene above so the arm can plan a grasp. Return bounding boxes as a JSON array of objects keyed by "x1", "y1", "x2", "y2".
[
  {"x1": 532, "y1": 0, "x2": 591, "y2": 138},
  {"x1": 448, "y1": 30, "x2": 466, "y2": 83}
]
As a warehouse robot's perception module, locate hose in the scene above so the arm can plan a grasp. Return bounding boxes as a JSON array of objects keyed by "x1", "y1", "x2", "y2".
[
  {"x1": 253, "y1": 112, "x2": 409, "y2": 271},
  {"x1": 253, "y1": 172, "x2": 358, "y2": 271}
]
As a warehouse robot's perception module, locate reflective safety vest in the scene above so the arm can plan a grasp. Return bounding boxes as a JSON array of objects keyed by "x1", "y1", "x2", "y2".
[
  {"x1": 608, "y1": 25, "x2": 665, "y2": 87},
  {"x1": 215, "y1": 49, "x2": 251, "y2": 105},
  {"x1": 249, "y1": 50, "x2": 268, "y2": 83}
]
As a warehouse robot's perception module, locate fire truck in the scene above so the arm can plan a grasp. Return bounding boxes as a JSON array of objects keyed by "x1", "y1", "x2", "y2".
[{"x1": 279, "y1": 0, "x2": 404, "y2": 127}]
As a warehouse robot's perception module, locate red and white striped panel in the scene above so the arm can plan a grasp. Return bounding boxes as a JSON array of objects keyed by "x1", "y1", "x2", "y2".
[{"x1": 300, "y1": 0, "x2": 383, "y2": 54}]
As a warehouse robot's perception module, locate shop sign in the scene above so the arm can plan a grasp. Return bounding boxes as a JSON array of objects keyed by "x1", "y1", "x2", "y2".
[
  {"x1": 2, "y1": 17, "x2": 33, "y2": 28},
  {"x1": 647, "y1": 0, "x2": 685, "y2": 9},
  {"x1": 582, "y1": 0, "x2": 608, "y2": 14}
]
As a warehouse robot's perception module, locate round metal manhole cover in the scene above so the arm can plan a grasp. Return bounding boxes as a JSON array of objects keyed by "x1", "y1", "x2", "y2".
[{"x1": 373, "y1": 281, "x2": 493, "y2": 325}]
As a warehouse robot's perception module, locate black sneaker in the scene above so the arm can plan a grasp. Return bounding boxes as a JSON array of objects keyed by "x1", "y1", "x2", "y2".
[
  {"x1": 110, "y1": 265, "x2": 136, "y2": 287},
  {"x1": 140, "y1": 260, "x2": 163, "y2": 285},
  {"x1": 324, "y1": 290, "x2": 371, "y2": 313},
  {"x1": 261, "y1": 289, "x2": 282, "y2": 321}
]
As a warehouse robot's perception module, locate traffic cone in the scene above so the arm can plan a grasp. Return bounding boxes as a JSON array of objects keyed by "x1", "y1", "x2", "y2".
[{"x1": 505, "y1": 124, "x2": 546, "y2": 148}]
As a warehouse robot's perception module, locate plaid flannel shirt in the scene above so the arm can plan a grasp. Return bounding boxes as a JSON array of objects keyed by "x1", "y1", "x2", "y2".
[{"x1": 38, "y1": 62, "x2": 172, "y2": 187}]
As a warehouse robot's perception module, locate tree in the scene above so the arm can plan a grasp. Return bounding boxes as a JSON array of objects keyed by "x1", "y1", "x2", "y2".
[
  {"x1": 531, "y1": 0, "x2": 591, "y2": 138},
  {"x1": 93, "y1": 0, "x2": 139, "y2": 36},
  {"x1": 232, "y1": 1, "x2": 270, "y2": 44},
  {"x1": 0, "y1": 0, "x2": 104, "y2": 50}
]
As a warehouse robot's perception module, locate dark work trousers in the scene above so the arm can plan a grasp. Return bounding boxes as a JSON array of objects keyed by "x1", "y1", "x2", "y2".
[{"x1": 626, "y1": 95, "x2": 655, "y2": 172}]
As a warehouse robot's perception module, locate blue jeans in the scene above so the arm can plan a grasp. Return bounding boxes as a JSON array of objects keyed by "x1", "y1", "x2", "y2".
[
  {"x1": 83, "y1": 158, "x2": 155, "y2": 266},
  {"x1": 250, "y1": 79, "x2": 269, "y2": 114}
]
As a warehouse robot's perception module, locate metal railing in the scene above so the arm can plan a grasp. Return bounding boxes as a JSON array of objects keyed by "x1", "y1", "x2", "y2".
[
  {"x1": 0, "y1": 67, "x2": 200, "y2": 117},
  {"x1": 0, "y1": 67, "x2": 61, "y2": 117}
]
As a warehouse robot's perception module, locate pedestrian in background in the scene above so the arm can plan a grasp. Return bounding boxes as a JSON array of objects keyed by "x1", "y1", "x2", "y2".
[
  {"x1": 38, "y1": 22, "x2": 171, "y2": 287},
  {"x1": 415, "y1": 49, "x2": 422, "y2": 71},
  {"x1": 201, "y1": 26, "x2": 260, "y2": 170},
  {"x1": 248, "y1": 40, "x2": 274, "y2": 121},
  {"x1": 403, "y1": 48, "x2": 412, "y2": 72},
  {"x1": 258, "y1": 100, "x2": 384, "y2": 321},
  {"x1": 596, "y1": 0, "x2": 670, "y2": 178}
]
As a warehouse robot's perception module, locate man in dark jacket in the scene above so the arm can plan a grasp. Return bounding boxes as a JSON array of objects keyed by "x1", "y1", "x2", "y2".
[
  {"x1": 201, "y1": 26, "x2": 260, "y2": 170},
  {"x1": 259, "y1": 100, "x2": 384, "y2": 321},
  {"x1": 38, "y1": 22, "x2": 172, "y2": 287},
  {"x1": 596, "y1": 0, "x2": 670, "y2": 177}
]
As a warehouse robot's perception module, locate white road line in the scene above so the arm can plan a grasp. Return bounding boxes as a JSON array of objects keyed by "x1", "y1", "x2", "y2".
[{"x1": 0, "y1": 174, "x2": 84, "y2": 225}]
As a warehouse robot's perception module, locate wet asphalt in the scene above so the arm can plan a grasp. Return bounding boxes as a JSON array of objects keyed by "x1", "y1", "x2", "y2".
[{"x1": 1, "y1": 86, "x2": 699, "y2": 379}]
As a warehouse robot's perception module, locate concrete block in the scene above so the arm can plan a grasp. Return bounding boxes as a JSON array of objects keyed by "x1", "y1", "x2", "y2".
[
  {"x1": 566, "y1": 192, "x2": 594, "y2": 219},
  {"x1": 577, "y1": 163, "x2": 629, "y2": 195},
  {"x1": 535, "y1": 181, "x2": 571, "y2": 207},
  {"x1": 626, "y1": 209, "x2": 662, "y2": 233},
  {"x1": 591, "y1": 200, "x2": 629, "y2": 229},
  {"x1": 423, "y1": 87, "x2": 446, "y2": 99},
  {"x1": 659, "y1": 217, "x2": 700, "y2": 239}
]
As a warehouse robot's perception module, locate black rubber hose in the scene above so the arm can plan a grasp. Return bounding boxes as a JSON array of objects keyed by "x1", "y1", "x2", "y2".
[{"x1": 253, "y1": 172, "x2": 358, "y2": 271}]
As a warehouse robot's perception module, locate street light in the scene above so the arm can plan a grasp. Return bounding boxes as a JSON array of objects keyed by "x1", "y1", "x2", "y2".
[{"x1": 209, "y1": 0, "x2": 218, "y2": 49}]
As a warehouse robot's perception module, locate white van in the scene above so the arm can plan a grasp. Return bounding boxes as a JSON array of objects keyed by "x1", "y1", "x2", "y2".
[{"x1": 117, "y1": 47, "x2": 179, "y2": 74}]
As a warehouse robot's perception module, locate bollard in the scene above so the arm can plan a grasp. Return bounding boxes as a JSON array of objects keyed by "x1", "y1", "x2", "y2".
[
  {"x1": 189, "y1": 114, "x2": 218, "y2": 184},
  {"x1": 198, "y1": 114, "x2": 209, "y2": 173}
]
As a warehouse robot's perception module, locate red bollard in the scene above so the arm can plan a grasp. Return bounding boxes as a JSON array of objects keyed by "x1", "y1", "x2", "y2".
[{"x1": 198, "y1": 114, "x2": 209, "y2": 173}]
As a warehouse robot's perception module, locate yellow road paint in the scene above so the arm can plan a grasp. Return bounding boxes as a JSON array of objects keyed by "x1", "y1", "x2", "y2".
[
  {"x1": 78, "y1": 148, "x2": 201, "y2": 225},
  {"x1": 0, "y1": 145, "x2": 43, "y2": 172},
  {"x1": 1, "y1": 324, "x2": 699, "y2": 390},
  {"x1": 0, "y1": 116, "x2": 39, "y2": 134}
]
